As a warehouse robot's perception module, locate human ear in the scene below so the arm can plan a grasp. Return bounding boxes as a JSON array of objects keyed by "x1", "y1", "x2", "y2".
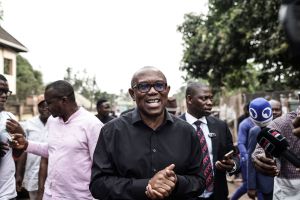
[
  {"x1": 128, "y1": 88, "x2": 135, "y2": 101},
  {"x1": 186, "y1": 95, "x2": 192, "y2": 104}
]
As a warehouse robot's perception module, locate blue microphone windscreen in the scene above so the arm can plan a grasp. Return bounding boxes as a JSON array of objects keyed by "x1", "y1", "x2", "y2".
[{"x1": 249, "y1": 97, "x2": 273, "y2": 127}]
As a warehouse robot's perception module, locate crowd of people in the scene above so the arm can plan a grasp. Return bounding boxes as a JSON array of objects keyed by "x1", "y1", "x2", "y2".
[{"x1": 0, "y1": 67, "x2": 300, "y2": 200}]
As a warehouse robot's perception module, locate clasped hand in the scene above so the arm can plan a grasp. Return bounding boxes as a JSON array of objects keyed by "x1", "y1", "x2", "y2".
[{"x1": 145, "y1": 164, "x2": 177, "y2": 199}]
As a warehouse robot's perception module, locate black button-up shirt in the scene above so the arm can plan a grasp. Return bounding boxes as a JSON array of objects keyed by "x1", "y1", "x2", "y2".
[{"x1": 90, "y1": 108, "x2": 205, "y2": 200}]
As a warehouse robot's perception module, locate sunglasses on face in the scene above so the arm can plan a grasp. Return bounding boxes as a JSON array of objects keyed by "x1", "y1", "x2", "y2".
[
  {"x1": 0, "y1": 89, "x2": 12, "y2": 96},
  {"x1": 132, "y1": 81, "x2": 167, "y2": 93}
]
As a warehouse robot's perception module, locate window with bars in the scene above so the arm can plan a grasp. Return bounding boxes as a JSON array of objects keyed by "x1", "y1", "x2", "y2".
[{"x1": 4, "y1": 58, "x2": 13, "y2": 75}]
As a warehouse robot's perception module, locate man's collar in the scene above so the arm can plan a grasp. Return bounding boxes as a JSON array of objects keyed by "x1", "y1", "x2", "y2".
[
  {"x1": 132, "y1": 108, "x2": 142, "y2": 124},
  {"x1": 131, "y1": 108, "x2": 174, "y2": 125},
  {"x1": 59, "y1": 106, "x2": 82, "y2": 124},
  {"x1": 185, "y1": 112, "x2": 207, "y2": 125}
]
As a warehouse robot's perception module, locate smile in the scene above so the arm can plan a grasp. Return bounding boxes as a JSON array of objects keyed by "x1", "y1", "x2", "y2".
[{"x1": 146, "y1": 98, "x2": 160, "y2": 103}]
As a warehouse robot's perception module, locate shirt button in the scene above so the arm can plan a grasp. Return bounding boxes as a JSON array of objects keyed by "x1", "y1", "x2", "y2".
[
  {"x1": 153, "y1": 168, "x2": 157, "y2": 172},
  {"x1": 152, "y1": 148, "x2": 156, "y2": 153}
]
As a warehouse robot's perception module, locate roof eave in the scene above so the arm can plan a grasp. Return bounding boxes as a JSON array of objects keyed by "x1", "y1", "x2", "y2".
[{"x1": 0, "y1": 38, "x2": 28, "y2": 52}]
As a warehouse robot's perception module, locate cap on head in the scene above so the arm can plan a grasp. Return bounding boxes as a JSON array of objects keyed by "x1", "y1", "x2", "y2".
[
  {"x1": 249, "y1": 97, "x2": 273, "y2": 127},
  {"x1": 37, "y1": 94, "x2": 45, "y2": 105}
]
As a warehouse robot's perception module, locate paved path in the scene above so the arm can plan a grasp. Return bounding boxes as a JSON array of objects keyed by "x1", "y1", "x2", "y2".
[
  {"x1": 228, "y1": 178, "x2": 252, "y2": 200},
  {"x1": 17, "y1": 178, "x2": 253, "y2": 200}
]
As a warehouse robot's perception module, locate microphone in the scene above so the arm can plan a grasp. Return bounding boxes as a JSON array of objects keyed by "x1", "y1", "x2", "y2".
[
  {"x1": 249, "y1": 97, "x2": 273, "y2": 127},
  {"x1": 257, "y1": 127, "x2": 300, "y2": 167}
]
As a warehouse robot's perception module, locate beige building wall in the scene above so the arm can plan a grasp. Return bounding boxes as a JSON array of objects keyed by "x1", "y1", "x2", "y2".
[{"x1": 0, "y1": 47, "x2": 17, "y2": 94}]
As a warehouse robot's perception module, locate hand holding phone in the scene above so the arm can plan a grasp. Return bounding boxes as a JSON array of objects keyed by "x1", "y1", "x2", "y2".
[
  {"x1": 223, "y1": 150, "x2": 234, "y2": 160},
  {"x1": 215, "y1": 150, "x2": 235, "y2": 171}
]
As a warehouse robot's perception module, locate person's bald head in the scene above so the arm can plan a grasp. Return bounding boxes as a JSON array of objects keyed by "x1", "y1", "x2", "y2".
[
  {"x1": 269, "y1": 99, "x2": 282, "y2": 119},
  {"x1": 130, "y1": 66, "x2": 167, "y2": 87}
]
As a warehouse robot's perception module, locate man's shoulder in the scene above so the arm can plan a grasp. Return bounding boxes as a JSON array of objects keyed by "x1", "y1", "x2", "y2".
[
  {"x1": 0, "y1": 111, "x2": 16, "y2": 120},
  {"x1": 172, "y1": 115, "x2": 193, "y2": 127},
  {"x1": 103, "y1": 114, "x2": 131, "y2": 129},
  {"x1": 249, "y1": 126, "x2": 261, "y2": 135},
  {"x1": 239, "y1": 116, "x2": 251, "y2": 125},
  {"x1": 79, "y1": 107, "x2": 103, "y2": 123},
  {"x1": 22, "y1": 115, "x2": 41, "y2": 127},
  {"x1": 206, "y1": 115, "x2": 226, "y2": 124},
  {"x1": 25, "y1": 115, "x2": 40, "y2": 123},
  {"x1": 166, "y1": 115, "x2": 196, "y2": 135}
]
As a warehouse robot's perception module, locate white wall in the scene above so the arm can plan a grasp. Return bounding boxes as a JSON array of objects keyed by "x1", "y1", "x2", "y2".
[{"x1": 0, "y1": 47, "x2": 17, "y2": 94}]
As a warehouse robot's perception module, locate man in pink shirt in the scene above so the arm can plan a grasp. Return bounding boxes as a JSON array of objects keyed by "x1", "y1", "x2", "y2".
[{"x1": 10, "y1": 80, "x2": 103, "y2": 199}]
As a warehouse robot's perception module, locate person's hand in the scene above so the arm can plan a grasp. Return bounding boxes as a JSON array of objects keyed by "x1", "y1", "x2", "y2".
[
  {"x1": 6, "y1": 119, "x2": 25, "y2": 135},
  {"x1": 10, "y1": 134, "x2": 28, "y2": 150},
  {"x1": 247, "y1": 189, "x2": 256, "y2": 199},
  {"x1": 292, "y1": 110, "x2": 300, "y2": 137},
  {"x1": 145, "y1": 164, "x2": 177, "y2": 199},
  {"x1": 215, "y1": 158, "x2": 235, "y2": 172},
  {"x1": 0, "y1": 141, "x2": 9, "y2": 157},
  {"x1": 253, "y1": 153, "x2": 279, "y2": 177}
]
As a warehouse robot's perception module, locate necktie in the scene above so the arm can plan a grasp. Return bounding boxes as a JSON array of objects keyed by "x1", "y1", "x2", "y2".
[{"x1": 194, "y1": 120, "x2": 213, "y2": 192}]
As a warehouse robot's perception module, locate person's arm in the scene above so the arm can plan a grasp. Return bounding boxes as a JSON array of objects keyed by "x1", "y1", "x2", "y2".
[
  {"x1": 10, "y1": 133, "x2": 49, "y2": 158},
  {"x1": 215, "y1": 123, "x2": 240, "y2": 174},
  {"x1": 87, "y1": 122, "x2": 103, "y2": 160},
  {"x1": 37, "y1": 157, "x2": 48, "y2": 200},
  {"x1": 90, "y1": 130, "x2": 149, "y2": 200},
  {"x1": 237, "y1": 120, "x2": 249, "y2": 161},
  {"x1": 6, "y1": 118, "x2": 26, "y2": 158},
  {"x1": 247, "y1": 128, "x2": 258, "y2": 199},
  {"x1": 15, "y1": 152, "x2": 27, "y2": 192}
]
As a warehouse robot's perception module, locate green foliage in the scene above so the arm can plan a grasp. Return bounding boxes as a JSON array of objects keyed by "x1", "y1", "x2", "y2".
[
  {"x1": 16, "y1": 55, "x2": 44, "y2": 101},
  {"x1": 178, "y1": 0, "x2": 300, "y2": 94},
  {"x1": 64, "y1": 67, "x2": 117, "y2": 106}
]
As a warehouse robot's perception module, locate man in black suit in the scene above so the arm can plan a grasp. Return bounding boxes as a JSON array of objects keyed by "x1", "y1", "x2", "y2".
[{"x1": 180, "y1": 82, "x2": 240, "y2": 200}]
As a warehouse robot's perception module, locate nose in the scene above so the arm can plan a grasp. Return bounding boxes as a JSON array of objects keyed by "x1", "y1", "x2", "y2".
[
  {"x1": 148, "y1": 85, "x2": 158, "y2": 94},
  {"x1": 206, "y1": 98, "x2": 213, "y2": 105}
]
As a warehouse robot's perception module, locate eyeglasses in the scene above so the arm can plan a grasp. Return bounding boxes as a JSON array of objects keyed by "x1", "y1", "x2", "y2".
[
  {"x1": 0, "y1": 89, "x2": 12, "y2": 96},
  {"x1": 132, "y1": 82, "x2": 167, "y2": 93}
]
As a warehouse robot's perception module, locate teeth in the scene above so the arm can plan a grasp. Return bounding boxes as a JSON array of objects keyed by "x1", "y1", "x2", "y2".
[{"x1": 147, "y1": 99, "x2": 159, "y2": 103}]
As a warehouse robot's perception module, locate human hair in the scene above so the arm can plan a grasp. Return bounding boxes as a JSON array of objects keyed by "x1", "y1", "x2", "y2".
[
  {"x1": 45, "y1": 80, "x2": 75, "y2": 101},
  {"x1": 185, "y1": 82, "x2": 210, "y2": 98},
  {"x1": 96, "y1": 98, "x2": 108, "y2": 108},
  {"x1": 0, "y1": 74, "x2": 8, "y2": 81}
]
